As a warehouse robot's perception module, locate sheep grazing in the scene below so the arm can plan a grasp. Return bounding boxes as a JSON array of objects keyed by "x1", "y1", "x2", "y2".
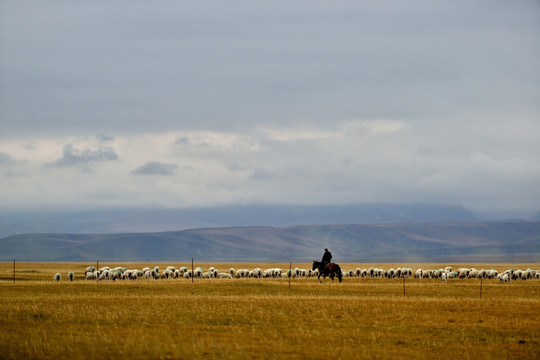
[
  {"x1": 161, "y1": 269, "x2": 173, "y2": 279},
  {"x1": 252, "y1": 268, "x2": 263, "y2": 278},
  {"x1": 43, "y1": 263, "x2": 540, "y2": 283},
  {"x1": 441, "y1": 272, "x2": 448, "y2": 282},
  {"x1": 193, "y1": 267, "x2": 204, "y2": 278},
  {"x1": 144, "y1": 270, "x2": 153, "y2": 279},
  {"x1": 402, "y1": 268, "x2": 413, "y2": 278},
  {"x1": 53, "y1": 273, "x2": 61, "y2": 281},
  {"x1": 456, "y1": 268, "x2": 470, "y2": 279},
  {"x1": 86, "y1": 272, "x2": 97, "y2": 280}
]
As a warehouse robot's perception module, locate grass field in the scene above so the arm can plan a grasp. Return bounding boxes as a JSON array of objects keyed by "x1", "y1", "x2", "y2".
[{"x1": 0, "y1": 262, "x2": 539, "y2": 360}]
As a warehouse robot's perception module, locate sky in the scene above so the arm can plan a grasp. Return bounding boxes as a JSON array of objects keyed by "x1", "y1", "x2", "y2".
[{"x1": 1, "y1": 1, "x2": 539, "y2": 216}]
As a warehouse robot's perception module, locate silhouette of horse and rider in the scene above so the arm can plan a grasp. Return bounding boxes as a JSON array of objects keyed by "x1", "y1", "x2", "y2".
[{"x1": 312, "y1": 248, "x2": 342, "y2": 283}]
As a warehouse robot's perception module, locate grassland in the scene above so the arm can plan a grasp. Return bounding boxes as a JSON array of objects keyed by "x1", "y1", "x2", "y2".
[{"x1": 0, "y1": 262, "x2": 539, "y2": 360}]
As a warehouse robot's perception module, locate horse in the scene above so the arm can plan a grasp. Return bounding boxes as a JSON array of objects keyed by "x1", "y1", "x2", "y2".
[{"x1": 312, "y1": 261, "x2": 343, "y2": 283}]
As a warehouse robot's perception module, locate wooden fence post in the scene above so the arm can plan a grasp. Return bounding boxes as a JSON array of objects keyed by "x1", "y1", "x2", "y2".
[
  {"x1": 192, "y1": 258, "x2": 194, "y2": 284},
  {"x1": 403, "y1": 276, "x2": 406, "y2": 296},
  {"x1": 480, "y1": 277, "x2": 483, "y2": 299},
  {"x1": 13, "y1": 259, "x2": 15, "y2": 283}
]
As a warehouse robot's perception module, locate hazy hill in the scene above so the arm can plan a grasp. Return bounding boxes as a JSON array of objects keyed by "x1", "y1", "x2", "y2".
[
  {"x1": 0, "y1": 203, "x2": 478, "y2": 239},
  {"x1": 1, "y1": 221, "x2": 538, "y2": 262}
]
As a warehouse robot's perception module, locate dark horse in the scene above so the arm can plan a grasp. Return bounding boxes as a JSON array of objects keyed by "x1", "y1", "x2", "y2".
[{"x1": 312, "y1": 261, "x2": 343, "y2": 283}]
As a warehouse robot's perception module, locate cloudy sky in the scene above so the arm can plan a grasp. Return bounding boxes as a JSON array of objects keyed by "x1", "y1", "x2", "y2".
[{"x1": 1, "y1": 1, "x2": 539, "y2": 215}]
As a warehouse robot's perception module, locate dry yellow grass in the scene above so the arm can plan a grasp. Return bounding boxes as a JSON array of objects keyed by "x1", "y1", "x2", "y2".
[{"x1": 0, "y1": 262, "x2": 539, "y2": 359}]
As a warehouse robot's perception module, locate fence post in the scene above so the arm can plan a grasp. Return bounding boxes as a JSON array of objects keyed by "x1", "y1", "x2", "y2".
[
  {"x1": 480, "y1": 277, "x2": 483, "y2": 299},
  {"x1": 97, "y1": 260, "x2": 99, "y2": 282},
  {"x1": 13, "y1": 259, "x2": 15, "y2": 283},
  {"x1": 192, "y1": 258, "x2": 194, "y2": 284},
  {"x1": 403, "y1": 276, "x2": 406, "y2": 296}
]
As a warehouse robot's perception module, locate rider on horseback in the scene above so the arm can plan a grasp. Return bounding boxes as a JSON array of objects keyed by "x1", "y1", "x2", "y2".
[{"x1": 322, "y1": 248, "x2": 332, "y2": 264}]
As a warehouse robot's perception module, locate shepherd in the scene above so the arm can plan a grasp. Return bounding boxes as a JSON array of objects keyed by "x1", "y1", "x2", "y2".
[{"x1": 322, "y1": 248, "x2": 332, "y2": 264}]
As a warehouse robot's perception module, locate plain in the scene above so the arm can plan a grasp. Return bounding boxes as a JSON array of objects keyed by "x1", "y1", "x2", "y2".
[{"x1": 0, "y1": 262, "x2": 538, "y2": 360}]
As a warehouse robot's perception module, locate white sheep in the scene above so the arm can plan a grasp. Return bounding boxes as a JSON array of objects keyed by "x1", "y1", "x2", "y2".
[
  {"x1": 161, "y1": 269, "x2": 173, "y2": 279},
  {"x1": 402, "y1": 268, "x2": 413, "y2": 278},
  {"x1": 263, "y1": 269, "x2": 274, "y2": 278},
  {"x1": 86, "y1": 272, "x2": 97, "y2": 280},
  {"x1": 68, "y1": 271, "x2": 74, "y2": 281},
  {"x1": 99, "y1": 271, "x2": 109, "y2": 281},
  {"x1": 441, "y1": 272, "x2": 448, "y2": 282},
  {"x1": 499, "y1": 273, "x2": 510, "y2": 283},
  {"x1": 53, "y1": 273, "x2": 61, "y2": 281},
  {"x1": 414, "y1": 269, "x2": 423, "y2": 279},
  {"x1": 193, "y1": 268, "x2": 204, "y2": 278},
  {"x1": 143, "y1": 270, "x2": 153, "y2": 279},
  {"x1": 456, "y1": 268, "x2": 470, "y2": 279},
  {"x1": 252, "y1": 268, "x2": 263, "y2": 278}
]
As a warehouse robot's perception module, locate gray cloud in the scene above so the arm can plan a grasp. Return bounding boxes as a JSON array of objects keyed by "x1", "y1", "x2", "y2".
[
  {"x1": 0, "y1": 2, "x2": 538, "y2": 216},
  {"x1": 0, "y1": 152, "x2": 16, "y2": 167},
  {"x1": 47, "y1": 144, "x2": 118, "y2": 169},
  {"x1": 1, "y1": 1, "x2": 538, "y2": 138},
  {"x1": 249, "y1": 168, "x2": 274, "y2": 181},
  {"x1": 131, "y1": 161, "x2": 178, "y2": 176}
]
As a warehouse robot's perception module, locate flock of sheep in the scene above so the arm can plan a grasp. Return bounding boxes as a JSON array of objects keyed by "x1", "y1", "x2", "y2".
[{"x1": 52, "y1": 265, "x2": 540, "y2": 283}]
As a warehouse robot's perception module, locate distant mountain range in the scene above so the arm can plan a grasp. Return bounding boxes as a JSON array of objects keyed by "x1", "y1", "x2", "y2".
[
  {"x1": 1, "y1": 221, "x2": 539, "y2": 262},
  {"x1": 0, "y1": 203, "x2": 481, "y2": 239}
]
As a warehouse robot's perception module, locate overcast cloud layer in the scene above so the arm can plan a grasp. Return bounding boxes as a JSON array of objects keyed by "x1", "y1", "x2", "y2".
[{"x1": 1, "y1": 1, "x2": 539, "y2": 215}]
